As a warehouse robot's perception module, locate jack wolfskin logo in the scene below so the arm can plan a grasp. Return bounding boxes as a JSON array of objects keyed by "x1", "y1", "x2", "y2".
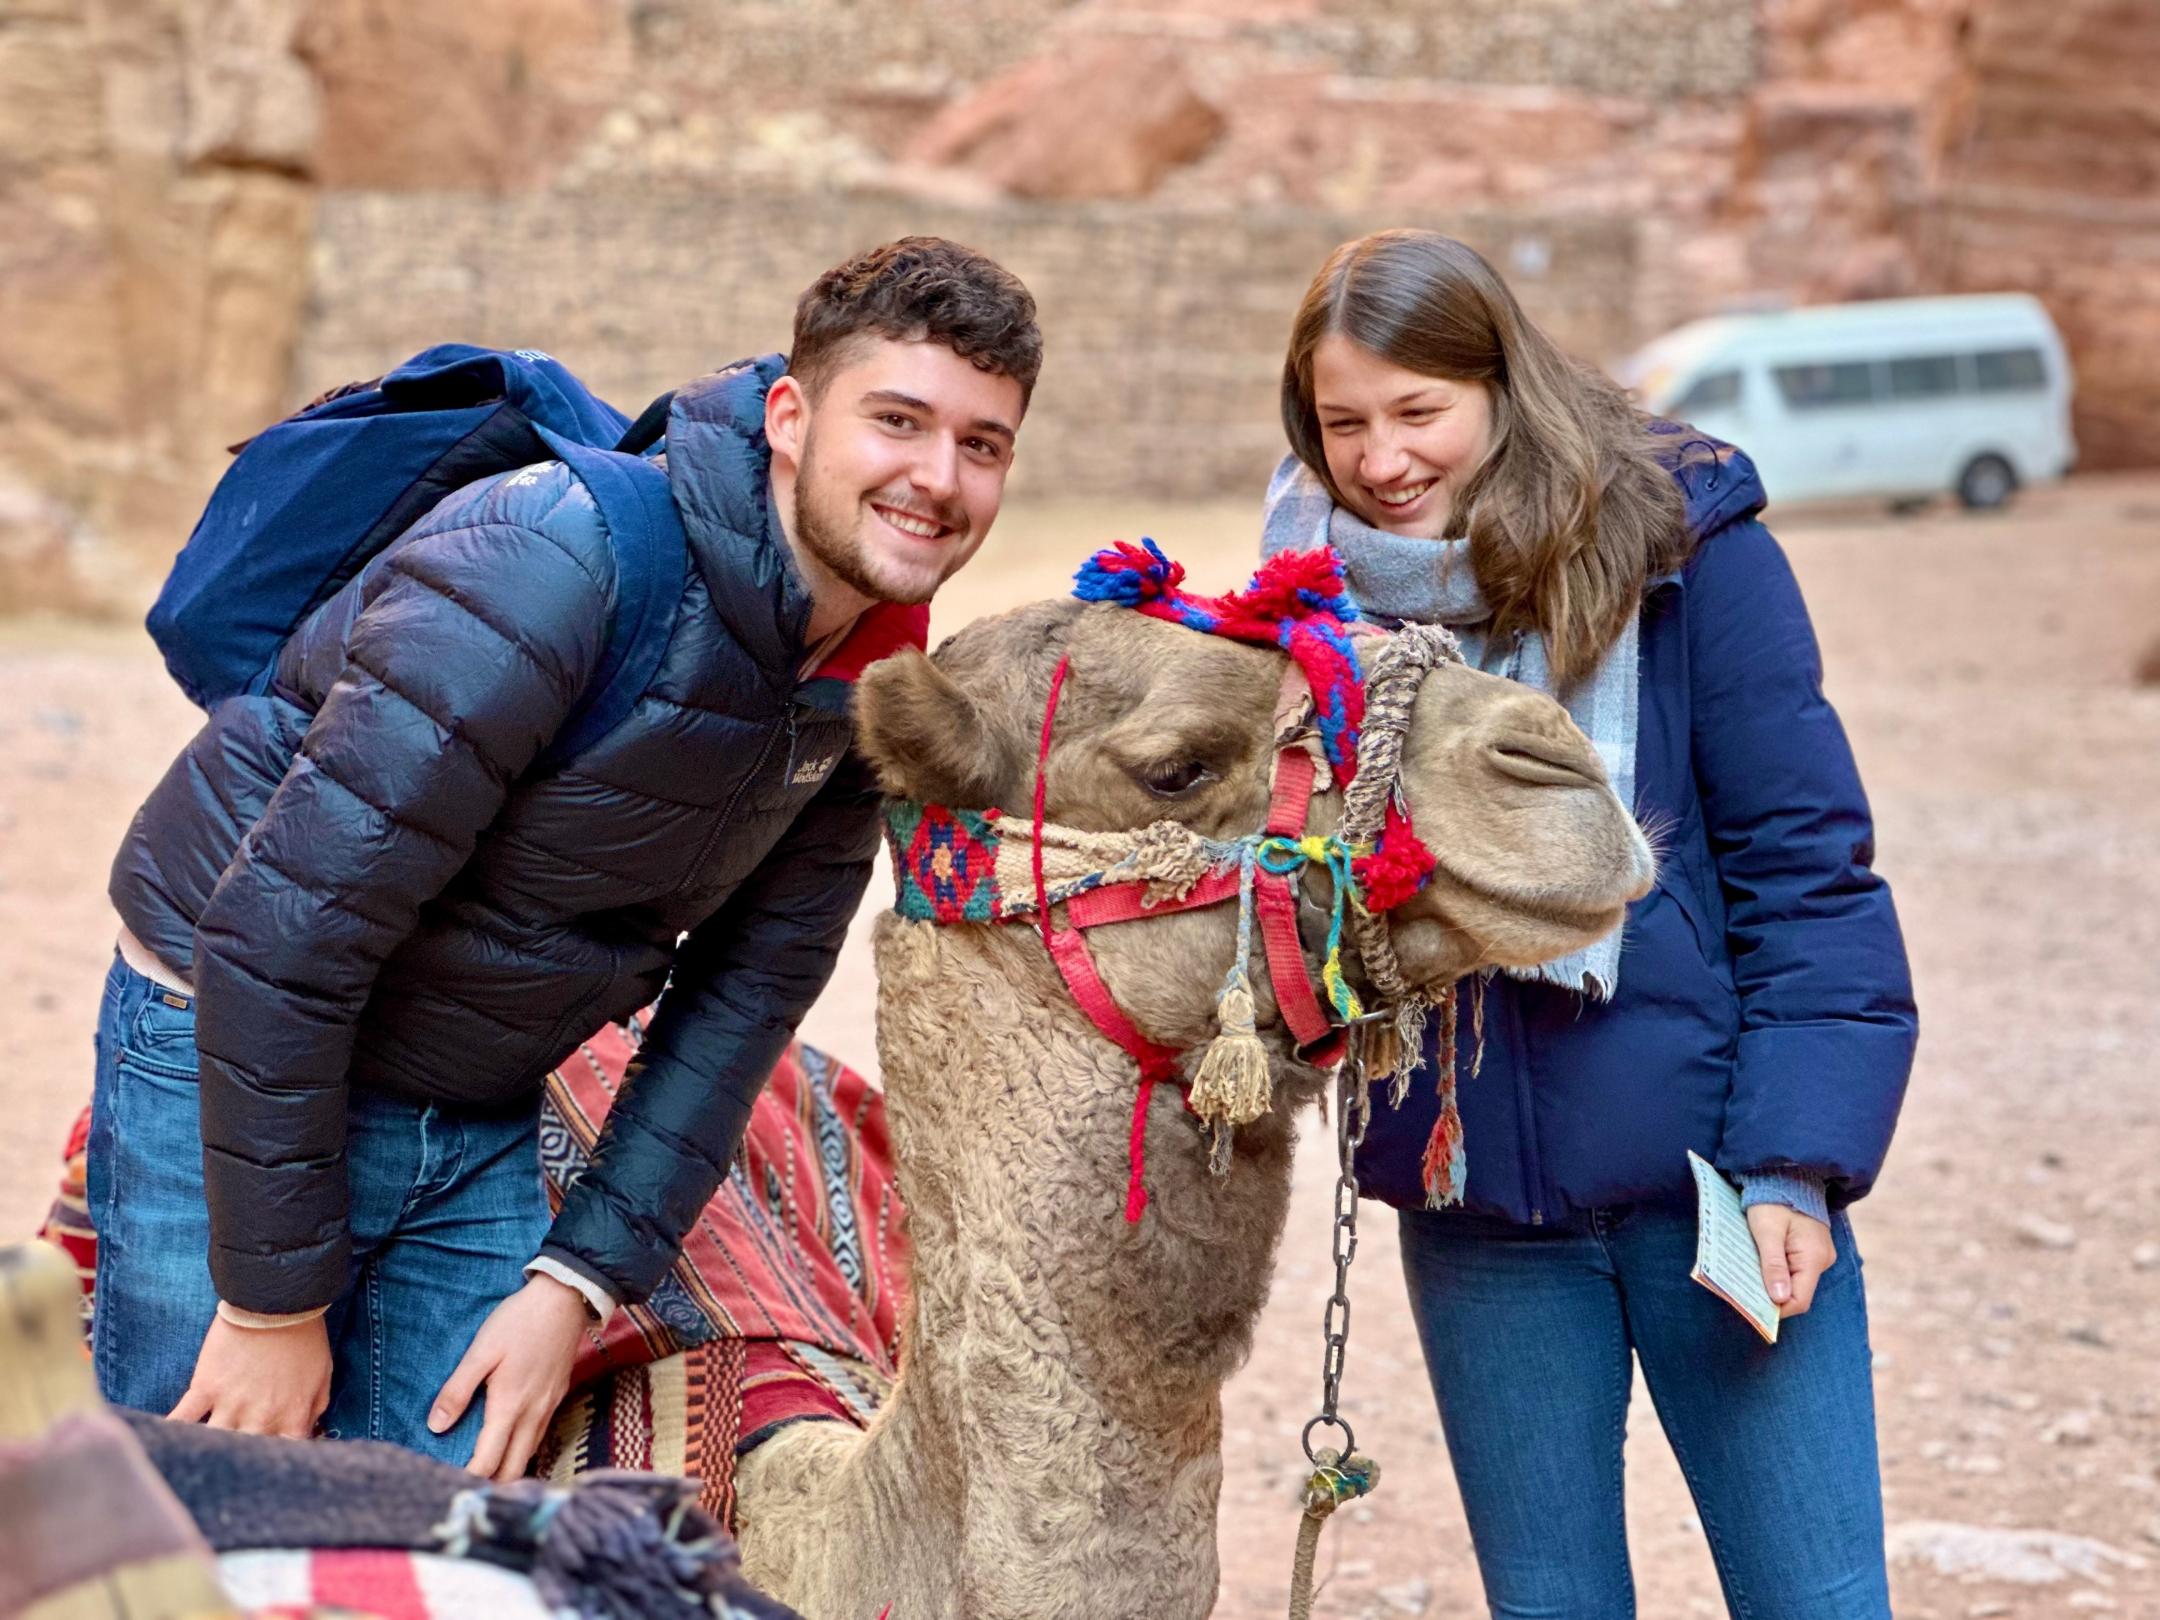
[{"x1": 792, "y1": 752, "x2": 840, "y2": 786}]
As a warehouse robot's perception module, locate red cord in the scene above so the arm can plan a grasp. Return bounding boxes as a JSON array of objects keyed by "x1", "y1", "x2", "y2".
[
  {"x1": 1125, "y1": 1073, "x2": 1158, "y2": 1221},
  {"x1": 1032, "y1": 654, "x2": 1071, "y2": 951}
]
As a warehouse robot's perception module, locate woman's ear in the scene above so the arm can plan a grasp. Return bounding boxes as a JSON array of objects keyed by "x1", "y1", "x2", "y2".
[{"x1": 855, "y1": 647, "x2": 1015, "y2": 808}]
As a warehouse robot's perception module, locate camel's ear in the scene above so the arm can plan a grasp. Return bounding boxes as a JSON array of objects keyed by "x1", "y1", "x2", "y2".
[{"x1": 856, "y1": 647, "x2": 1013, "y2": 808}]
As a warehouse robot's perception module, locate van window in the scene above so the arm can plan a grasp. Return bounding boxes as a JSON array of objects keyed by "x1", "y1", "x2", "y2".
[
  {"x1": 1774, "y1": 361, "x2": 1878, "y2": 410},
  {"x1": 1973, "y1": 347, "x2": 2048, "y2": 392},
  {"x1": 1670, "y1": 369, "x2": 1741, "y2": 415},
  {"x1": 1887, "y1": 355, "x2": 1961, "y2": 399}
]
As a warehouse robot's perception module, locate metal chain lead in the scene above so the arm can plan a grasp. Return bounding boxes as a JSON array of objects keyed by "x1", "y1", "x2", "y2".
[{"x1": 1301, "y1": 1024, "x2": 1380, "y2": 1465}]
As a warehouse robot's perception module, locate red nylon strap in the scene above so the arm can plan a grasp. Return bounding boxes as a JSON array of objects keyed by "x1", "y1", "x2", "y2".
[
  {"x1": 1063, "y1": 866, "x2": 1242, "y2": 929},
  {"x1": 1255, "y1": 738, "x2": 1337, "y2": 1049},
  {"x1": 1047, "y1": 924, "x2": 1181, "y2": 1221},
  {"x1": 1266, "y1": 745, "x2": 1315, "y2": 837},
  {"x1": 1255, "y1": 869, "x2": 1335, "y2": 1051}
]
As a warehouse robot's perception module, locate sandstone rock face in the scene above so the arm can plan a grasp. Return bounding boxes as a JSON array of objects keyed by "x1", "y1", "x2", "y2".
[
  {"x1": 904, "y1": 40, "x2": 1226, "y2": 201},
  {"x1": 4, "y1": 0, "x2": 2157, "y2": 616},
  {"x1": 0, "y1": 0, "x2": 315, "y2": 614},
  {"x1": 0, "y1": 480, "x2": 108, "y2": 620},
  {"x1": 1928, "y1": 0, "x2": 2160, "y2": 472},
  {"x1": 298, "y1": 0, "x2": 633, "y2": 192}
]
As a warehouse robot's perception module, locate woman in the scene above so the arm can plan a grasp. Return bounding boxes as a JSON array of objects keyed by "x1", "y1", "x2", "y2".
[{"x1": 1265, "y1": 231, "x2": 1916, "y2": 1619}]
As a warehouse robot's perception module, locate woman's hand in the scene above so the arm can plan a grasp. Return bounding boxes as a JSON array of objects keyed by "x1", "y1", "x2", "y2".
[
  {"x1": 1745, "y1": 1204, "x2": 1838, "y2": 1318},
  {"x1": 170, "y1": 1313, "x2": 332, "y2": 1437},
  {"x1": 431, "y1": 1273, "x2": 592, "y2": 1482}
]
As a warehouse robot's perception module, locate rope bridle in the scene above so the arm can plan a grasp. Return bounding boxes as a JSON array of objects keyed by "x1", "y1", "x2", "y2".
[{"x1": 884, "y1": 611, "x2": 1468, "y2": 1220}]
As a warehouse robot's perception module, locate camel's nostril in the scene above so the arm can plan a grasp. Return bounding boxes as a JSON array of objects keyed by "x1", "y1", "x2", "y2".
[{"x1": 1488, "y1": 733, "x2": 1607, "y2": 790}]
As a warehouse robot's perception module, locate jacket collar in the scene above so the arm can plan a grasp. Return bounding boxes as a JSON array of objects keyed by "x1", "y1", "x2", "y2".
[{"x1": 662, "y1": 354, "x2": 809, "y2": 675}]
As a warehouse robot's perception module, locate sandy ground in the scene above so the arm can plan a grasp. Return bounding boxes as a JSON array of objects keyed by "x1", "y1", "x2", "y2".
[{"x1": 4, "y1": 477, "x2": 2159, "y2": 1617}]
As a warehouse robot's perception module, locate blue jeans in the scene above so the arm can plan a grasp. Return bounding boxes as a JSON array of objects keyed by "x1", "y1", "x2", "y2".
[
  {"x1": 86, "y1": 953, "x2": 551, "y2": 1463},
  {"x1": 1399, "y1": 1202, "x2": 1889, "y2": 1620}
]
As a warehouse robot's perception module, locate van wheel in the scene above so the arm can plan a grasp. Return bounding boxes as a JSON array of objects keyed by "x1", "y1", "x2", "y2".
[{"x1": 1956, "y1": 453, "x2": 2017, "y2": 511}]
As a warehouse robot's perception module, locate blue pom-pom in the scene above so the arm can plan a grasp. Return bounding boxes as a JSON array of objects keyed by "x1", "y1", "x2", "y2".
[{"x1": 1073, "y1": 537, "x2": 1183, "y2": 605}]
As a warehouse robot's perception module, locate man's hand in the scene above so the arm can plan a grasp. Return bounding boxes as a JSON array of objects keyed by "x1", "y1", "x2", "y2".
[
  {"x1": 431, "y1": 1273, "x2": 592, "y2": 1482},
  {"x1": 170, "y1": 1313, "x2": 332, "y2": 1437},
  {"x1": 1746, "y1": 1203, "x2": 1838, "y2": 1319}
]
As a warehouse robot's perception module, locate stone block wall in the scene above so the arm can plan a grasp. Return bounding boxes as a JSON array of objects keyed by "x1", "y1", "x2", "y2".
[{"x1": 302, "y1": 192, "x2": 1635, "y2": 501}]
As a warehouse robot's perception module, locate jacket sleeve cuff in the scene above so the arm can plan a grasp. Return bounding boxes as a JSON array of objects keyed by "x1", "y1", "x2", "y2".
[
  {"x1": 216, "y1": 1300, "x2": 331, "y2": 1331},
  {"x1": 1737, "y1": 1169, "x2": 1831, "y2": 1227},
  {"x1": 526, "y1": 1251, "x2": 619, "y2": 1324}
]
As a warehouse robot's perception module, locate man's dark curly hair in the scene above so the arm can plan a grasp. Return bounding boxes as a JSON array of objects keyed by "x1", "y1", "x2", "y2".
[{"x1": 790, "y1": 236, "x2": 1043, "y2": 410}]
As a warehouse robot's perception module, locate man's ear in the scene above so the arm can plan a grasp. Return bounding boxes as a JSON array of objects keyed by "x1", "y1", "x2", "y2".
[
  {"x1": 764, "y1": 373, "x2": 808, "y2": 471},
  {"x1": 855, "y1": 647, "x2": 1015, "y2": 808}
]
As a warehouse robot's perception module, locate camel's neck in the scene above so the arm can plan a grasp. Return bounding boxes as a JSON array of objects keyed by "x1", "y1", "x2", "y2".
[{"x1": 739, "y1": 916, "x2": 1303, "y2": 1620}]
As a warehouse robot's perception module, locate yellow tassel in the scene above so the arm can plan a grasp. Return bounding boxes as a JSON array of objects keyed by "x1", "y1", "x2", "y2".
[
  {"x1": 1320, "y1": 949, "x2": 1363, "y2": 1023},
  {"x1": 1189, "y1": 979, "x2": 1274, "y2": 1145}
]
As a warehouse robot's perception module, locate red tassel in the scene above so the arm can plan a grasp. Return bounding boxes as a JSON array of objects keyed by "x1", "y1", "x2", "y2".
[
  {"x1": 1419, "y1": 1103, "x2": 1464, "y2": 1203},
  {"x1": 1420, "y1": 986, "x2": 1467, "y2": 1205}
]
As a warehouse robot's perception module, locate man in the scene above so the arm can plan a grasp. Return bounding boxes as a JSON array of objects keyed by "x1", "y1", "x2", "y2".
[{"x1": 92, "y1": 238, "x2": 1040, "y2": 1480}]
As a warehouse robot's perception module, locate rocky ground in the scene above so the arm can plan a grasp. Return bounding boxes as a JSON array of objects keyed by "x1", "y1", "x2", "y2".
[{"x1": 4, "y1": 477, "x2": 2157, "y2": 1617}]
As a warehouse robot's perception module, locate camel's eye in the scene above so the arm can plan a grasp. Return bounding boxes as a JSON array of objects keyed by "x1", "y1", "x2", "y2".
[{"x1": 1137, "y1": 758, "x2": 1215, "y2": 798}]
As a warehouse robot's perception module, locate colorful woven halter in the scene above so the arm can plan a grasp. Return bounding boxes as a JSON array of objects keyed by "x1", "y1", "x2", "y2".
[{"x1": 887, "y1": 544, "x2": 1471, "y2": 1217}]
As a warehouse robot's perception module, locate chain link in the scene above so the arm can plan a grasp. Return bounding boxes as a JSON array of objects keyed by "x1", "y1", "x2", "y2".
[{"x1": 1302, "y1": 1029, "x2": 1376, "y2": 1465}]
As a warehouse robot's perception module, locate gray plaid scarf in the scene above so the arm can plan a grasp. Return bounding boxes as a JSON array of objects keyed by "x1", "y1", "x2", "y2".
[{"x1": 1260, "y1": 454, "x2": 1635, "y2": 998}]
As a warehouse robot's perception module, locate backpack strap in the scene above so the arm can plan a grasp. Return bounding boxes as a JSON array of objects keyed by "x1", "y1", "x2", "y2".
[
  {"x1": 533, "y1": 429, "x2": 689, "y2": 770},
  {"x1": 614, "y1": 391, "x2": 676, "y2": 457}
]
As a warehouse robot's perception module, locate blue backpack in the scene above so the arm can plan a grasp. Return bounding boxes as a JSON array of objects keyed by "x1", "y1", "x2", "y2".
[{"x1": 147, "y1": 344, "x2": 684, "y2": 768}]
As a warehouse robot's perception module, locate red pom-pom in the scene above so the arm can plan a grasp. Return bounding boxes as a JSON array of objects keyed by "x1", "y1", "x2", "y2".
[
  {"x1": 1354, "y1": 805, "x2": 1436, "y2": 912},
  {"x1": 1231, "y1": 547, "x2": 1352, "y2": 623}
]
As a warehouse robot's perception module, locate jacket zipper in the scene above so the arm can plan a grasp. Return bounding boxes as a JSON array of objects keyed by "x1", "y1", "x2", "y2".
[{"x1": 1507, "y1": 986, "x2": 1545, "y2": 1225}]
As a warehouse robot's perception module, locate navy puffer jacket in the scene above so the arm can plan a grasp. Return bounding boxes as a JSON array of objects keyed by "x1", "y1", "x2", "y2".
[
  {"x1": 111, "y1": 357, "x2": 882, "y2": 1313},
  {"x1": 1357, "y1": 445, "x2": 1919, "y2": 1218}
]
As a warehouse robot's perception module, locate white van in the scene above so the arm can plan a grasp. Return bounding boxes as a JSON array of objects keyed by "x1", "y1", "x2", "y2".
[{"x1": 1619, "y1": 294, "x2": 2076, "y2": 510}]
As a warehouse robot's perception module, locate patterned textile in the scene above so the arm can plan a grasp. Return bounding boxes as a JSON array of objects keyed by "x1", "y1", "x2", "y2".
[
  {"x1": 219, "y1": 1549, "x2": 555, "y2": 1618},
  {"x1": 39, "y1": 1032, "x2": 906, "y2": 1536},
  {"x1": 533, "y1": 1026, "x2": 902, "y2": 1528},
  {"x1": 541, "y1": 1027, "x2": 904, "y2": 1380},
  {"x1": 113, "y1": 1405, "x2": 801, "y2": 1620}
]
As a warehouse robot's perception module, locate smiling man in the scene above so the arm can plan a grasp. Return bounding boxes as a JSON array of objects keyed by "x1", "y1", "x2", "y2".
[{"x1": 93, "y1": 238, "x2": 1040, "y2": 1480}]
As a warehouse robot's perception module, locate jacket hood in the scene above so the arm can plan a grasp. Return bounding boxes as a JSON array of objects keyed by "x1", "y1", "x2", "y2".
[
  {"x1": 663, "y1": 354, "x2": 806, "y2": 671},
  {"x1": 1649, "y1": 418, "x2": 1768, "y2": 540}
]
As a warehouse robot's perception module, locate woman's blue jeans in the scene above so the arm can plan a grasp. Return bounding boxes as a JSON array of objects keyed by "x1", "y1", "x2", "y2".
[
  {"x1": 85, "y1": 953, "x2": 551, "y2": 1463},
  {"x1": 1399, "y1": 1202, "x2": 1891, "y2": 1620}
]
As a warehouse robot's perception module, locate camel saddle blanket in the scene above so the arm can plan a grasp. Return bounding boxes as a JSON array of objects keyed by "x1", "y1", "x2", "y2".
[{"x1": 41, "y1": 1030, "x2": 908, "y2": 1534}]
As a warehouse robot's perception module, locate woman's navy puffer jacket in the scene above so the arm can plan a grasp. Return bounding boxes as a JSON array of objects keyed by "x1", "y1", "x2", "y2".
[{"x1": 1357, "y1": 443, "x2": 1918, "y2": 1219}]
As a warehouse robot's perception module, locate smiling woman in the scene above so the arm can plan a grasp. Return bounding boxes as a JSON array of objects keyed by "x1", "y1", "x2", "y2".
[
  {"x1": 1264, "y1": 228, "x2": 1917, "y2": 1620},
  {"x1": 1281, "y1": 230, "x2": 1687, "y2": 685}
]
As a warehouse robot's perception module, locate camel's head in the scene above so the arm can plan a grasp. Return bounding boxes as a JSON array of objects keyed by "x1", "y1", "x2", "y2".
[{"x1": 856, "y1": 586, "x2": 1654, "y2": 1057}]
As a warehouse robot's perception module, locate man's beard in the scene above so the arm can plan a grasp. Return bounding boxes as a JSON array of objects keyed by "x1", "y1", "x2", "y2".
[{"x1": 791, "y1": 432, "x2": 966, "y2": 608}]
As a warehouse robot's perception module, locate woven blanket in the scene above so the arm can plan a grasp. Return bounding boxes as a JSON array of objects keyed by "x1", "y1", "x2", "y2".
[
  {"x1": 219, "y1": 1548, "x2": 555, "y2": 1618},
  {"x1": 41, "y1": 1032, "x2": 907, "y2": 1533}
]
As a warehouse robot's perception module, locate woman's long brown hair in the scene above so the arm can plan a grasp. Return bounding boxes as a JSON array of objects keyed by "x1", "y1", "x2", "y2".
[{"x1": 1282, "y1": 231, "x2": 1692, "y2": 685}]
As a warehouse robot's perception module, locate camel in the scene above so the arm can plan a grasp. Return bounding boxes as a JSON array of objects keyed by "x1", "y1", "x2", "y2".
[
  {"x1": 729, "y1": 584, "x2": 1655, "y2": 1620},
  {"x1": 2, "y1": 559, "x2": 1652, "y2": 1620}
]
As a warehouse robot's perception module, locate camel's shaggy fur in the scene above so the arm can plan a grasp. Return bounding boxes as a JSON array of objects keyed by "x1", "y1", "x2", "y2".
[{"x1": 733, "y1": 602, "x2": 1653, "y2": 1619}]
